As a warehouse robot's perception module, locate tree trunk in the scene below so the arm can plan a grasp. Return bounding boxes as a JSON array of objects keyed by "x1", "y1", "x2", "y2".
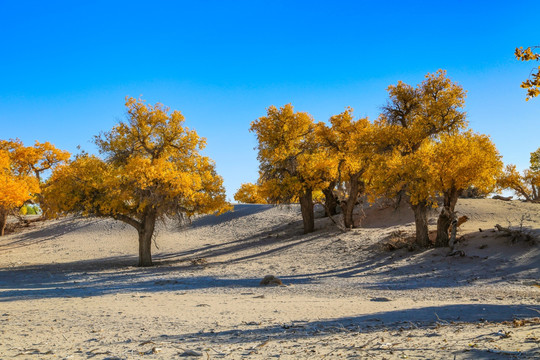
[
  {"x1": 340, "y1": 175, "x2": 363, "y2": 229},
  {"x1": 435, "y1": 189, "x2": 460, "y2": 247},
  {"x1": 0, "y1": 208, "x2": 7, "y2": 236},
  {"x1": 322, "y1": 182, "x2": 338, "y2": 217},
  {"x1": 299, "y1": 189, "x2": 314, "y2": 234},
  {"x1": 411, "y1": 201, "x2": 430, "y2": 247},
  {"x1": 138, "y1": 210, "x2": 157, "y2": 267}
]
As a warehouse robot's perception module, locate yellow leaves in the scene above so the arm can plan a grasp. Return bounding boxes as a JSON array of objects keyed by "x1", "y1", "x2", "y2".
[
  {"x1": 515, "y1": 47, "x2": 540, "y2": 100},
  {"x1": 367, "y1": 131, "x2": 502, "y2": 206},
  {"x1": 0, "y1": 149, "x2": 40, "y2": 211},
  {"x1": 250, "y1": 104, "x2": 335, "y2": 203},
  {"x1": 44, "y1": 98, "x2": 230, "y2": 224},
  {"x1": 498, "y1": 163, "x2": 540, "y2": 201},
  {"x1": 431, "y1": 132, "x2": 502, "y2": 195},
  {"x1": 369, "y1": 70, "x2": 472, "y2": 206},
  {"x1": 515, "y1": 47, "x2": 540, "y2": 61},
  {"x1": 234, "y1": 183, "x2": 267, "y2": 204},
  {"x1": 382, "y1": 70, "x2": 467, "y2": 147},
  {"x1": 318, "y1": 108, "x2": 373, "y2": 181},
  {"x1": 43, "y1": 155, "x2": 110, "y2": 217}
]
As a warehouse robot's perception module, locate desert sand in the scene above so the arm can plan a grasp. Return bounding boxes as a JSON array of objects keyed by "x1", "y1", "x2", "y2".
[{"x1": 0, "y1": 199, "x2": 539, "y2": 359}]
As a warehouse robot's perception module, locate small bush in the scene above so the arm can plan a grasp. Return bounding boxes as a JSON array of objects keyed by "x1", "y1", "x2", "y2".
[{"x1": 20, "y1": 204, "x2": 40, "y2": 215}]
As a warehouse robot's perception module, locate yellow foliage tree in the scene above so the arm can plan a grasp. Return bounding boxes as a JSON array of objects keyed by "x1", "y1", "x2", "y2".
[
  {"x1": 498, "y1": 162, "x2": 540, "y2": 202},
  {"x1": 530, "y1": 147, "x2": 540, "y2": 173},
  {"x1": 430, "y1": 132, "x2": 502, "y2": 247},
  {"x1": 515, "y1": 46, "x2": 540, "y2": 100},
  {"x1": 368, "y1": 139, "x2": 436, "y2": 245},
  {"x1": 317, "y1": 108, "x2": 374, "y2": 228},
  {"x1": 43, "y1": 97, "x2": 230, "y2": 266},
  {"x1": 234, "y1": 183, "x2": 267, "y2": 204},
  {"x1": 0, "y1": 149, "x2": 39, "y2": 235},
  {"x1": 372, "y1": 70, "x2": 468, "y2": 247},
  {"x1": 250, "y1": 104, "x2": 335, "y2": 233}
]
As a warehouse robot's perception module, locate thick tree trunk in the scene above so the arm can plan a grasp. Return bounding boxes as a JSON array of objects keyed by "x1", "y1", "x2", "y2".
[
  {"x1": 0, "y1": 209, "x2": 7, "y2": 236},
  {"x1": 435, "y1": 189, "x2": 460, "y2": 247},
  {"x1": 411, "y1": 201, "x2": 430, "y2": 248},
  {"x1": 299, "y1": 189, "x2": 314, "y2": 234},
  {"x1": 137, "y1": 210, "x2": 157, "y2": 267},
  {"x1": 322, "y1": 182, "x2": 338, "y2": 217},
  {"x1": 340, "y1": 175, "x2": 363, "y2": 229}
]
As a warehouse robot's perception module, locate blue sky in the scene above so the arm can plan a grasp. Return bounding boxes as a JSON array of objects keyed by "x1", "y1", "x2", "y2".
[{"x1": 1, "y1": 1, "x2": 539, "y2": 200}]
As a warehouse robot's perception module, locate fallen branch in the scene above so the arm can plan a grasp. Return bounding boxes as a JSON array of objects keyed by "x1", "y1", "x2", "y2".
[
  {"x1": 492, "y1": 195, "x2": 512, "y2": 201},
  {"x1": 494, "y1": 224, "x2": 536, "y2": 244},
  {"x1": 316, "y1": 201, "x2": 347, "y2": 232}
]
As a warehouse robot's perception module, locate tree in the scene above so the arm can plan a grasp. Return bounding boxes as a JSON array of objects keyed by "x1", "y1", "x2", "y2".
[
  {"x1": 250, "y1": 104, "x2": 335, "y2": 233},
  {"x1": 317, "y1": 108, "x2": 374, "y2": 228},
  {"x1": 498, "y1": 161, "x2": 540, "y2": 202},
  {"x1": 430, "y1": 132, "x2": 502, "y2": 247},
  {"x1": 373, "y1": 70, "x2": 467, "y2": 247},
  {"x1": 0, "y1": 139, "x2": 66, "y2": 235},
  {"x1": 234, "y1": 182, "x2": 267, "y2": 204},
  {"x1": 530, "y1": 147, "x2": 540, "y2": 172},
  {"x1": 43, "y1": 97, "x2": 230, "y2": 266},
  {"x1": 515, "y1": 46, "x2": 540, "y2": 100},
  {"x1": 368, "y1": 139, "x2": 436, "y2": 246},
  {"x1": 0, "y1": 149, "x2": 39, "y2": 235}
]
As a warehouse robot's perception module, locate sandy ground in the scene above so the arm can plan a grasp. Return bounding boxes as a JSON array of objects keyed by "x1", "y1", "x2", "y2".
[{"x1": 0, "y1": 199, "x2": 539, "y2": 359}]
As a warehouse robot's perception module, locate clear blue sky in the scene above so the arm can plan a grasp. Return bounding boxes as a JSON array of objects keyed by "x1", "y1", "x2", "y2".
[{"x1": 1, "y1": 0, "x2": 539, "y2": 200}]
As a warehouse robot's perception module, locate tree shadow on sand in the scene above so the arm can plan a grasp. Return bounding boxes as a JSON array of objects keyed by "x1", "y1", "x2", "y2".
[
  {"x1": 152, "y1": 304, "x2": 539, "y2": 358},
  {"x1": 0, "y1": 204, "x2": 327, "y2": 301},
  {"x1": 188, "y1": 204, "x2": 275, "y2": 228},
  {"x1": 1, "y1": 204, "x2": 538, "y2": 302},
  {"x1": 155, "y1": 205, "x2": 315, "y2": 265},
  {"x1": 279, "y1": 230, "x2": 539, "y2": 290},
  {"x1": 0, "y1": 217, "x2": 104, "y2": 250}
]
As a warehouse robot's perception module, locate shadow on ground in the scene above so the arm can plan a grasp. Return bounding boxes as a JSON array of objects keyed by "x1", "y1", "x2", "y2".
[
  {"x1": 189, "y1": 204, "x2": 275, "y2": 228},
  {"x1": 0, "y1": 217, "x2": 104, "y2": 250},
  {"x1": 157, "y1": 303, "x2": 540, "y2": 359},
  {"x1": 1, "y1": 204, "x2": 538, "y2": 302}
]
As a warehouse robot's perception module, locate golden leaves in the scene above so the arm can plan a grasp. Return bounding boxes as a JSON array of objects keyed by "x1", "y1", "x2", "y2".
[
  {"x1": 430, "y1": 132, "x2": 502, "y2": 195},
  {"x1": 44, "y1": 98, "x2": 230, "y2": 224},
  {"x1": 234, "y1": 183, "x2": 267, "y2": 204},
  {"x1": 497, "y1": 149, "x2": 540, "y2": 202},
  {"x1": 250, "y1": 104, "x2": 335, "y2": 203},
  {"x1": 0, "y1": 150, "x2": 39, "y2": 210},
  {"x1": 515, "y1": 46, "x2": 540, "y2": 100},
  {"x1": 0, "y1": 139, "x2": 68, "y2": 221}
]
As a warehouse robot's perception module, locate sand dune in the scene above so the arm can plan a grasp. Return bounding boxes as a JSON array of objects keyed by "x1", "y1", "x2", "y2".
[{"x1": 0, "y1": 199, "x2": 539, "y2": 359}]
